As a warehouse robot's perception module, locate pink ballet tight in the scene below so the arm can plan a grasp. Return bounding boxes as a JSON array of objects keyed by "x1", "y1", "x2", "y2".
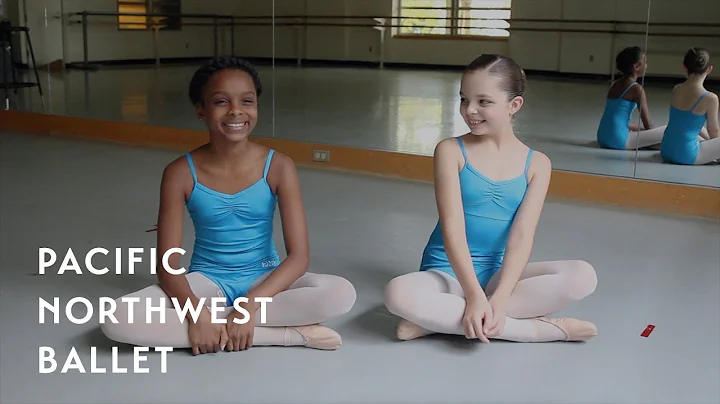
[
  {"x1": 384, "y1": 260, "x2": 598, "y2": 342},
  {"x1": 625, "y1": 125, "x2": 667, "y2": 149},
  {"x1": 695, "y1": 135, "x2": 720, "y2": 165},
  {"x1": 101, "y1": 271, "x2": 356, "y2": 349}
]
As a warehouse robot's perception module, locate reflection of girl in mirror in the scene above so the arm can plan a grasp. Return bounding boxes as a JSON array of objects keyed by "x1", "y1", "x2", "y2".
[
  {"x1": 597, "y1": 46, "x2": 667, "y2": 150},
  {"x1": 660, "y1": 48, "x2": 720, "y2": 165}
]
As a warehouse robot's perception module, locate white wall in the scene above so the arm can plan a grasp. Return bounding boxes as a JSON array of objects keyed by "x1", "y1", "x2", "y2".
[
  {"x1": 58, "y1": 0, "x2": 273, "y2": 64},
  {"x1": 16, "y1": 0, "x2": 720, "y2": 78},
  {"x1": 2, "y1": 0, "x2": 20, "y2": 23},
  {"x1": 5, "y1": 0, "x2": 64, "y2": 66}
]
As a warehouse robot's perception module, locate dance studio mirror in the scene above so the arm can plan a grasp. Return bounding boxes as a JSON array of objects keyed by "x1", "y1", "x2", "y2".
[
  {"x1": 267, "y1": 1, "x2": 656, "y2": 181},
  {"x1": 631, "y1": 0, "x2": 719, "y2": 188},
  {"x1": 3, "y1": 0, "x2": 279, "y2": 138},
  {"x1": 4, "y1": 0, "x2": 717, "y2": 190},
  {"x1": 590, "y1": 1, "x2": 652, "y2": 179}
]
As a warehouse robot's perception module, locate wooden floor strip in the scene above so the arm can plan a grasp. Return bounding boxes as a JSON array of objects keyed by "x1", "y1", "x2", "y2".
[{"x1": 2, "y1": 110, "x2": 718, "y2": 219}]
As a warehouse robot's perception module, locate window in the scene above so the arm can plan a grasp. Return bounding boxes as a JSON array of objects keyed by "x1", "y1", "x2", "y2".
[
  {"x1": 118, "y1": 0, "x2": 148, "y2": 30},
  {"x1": 118, "y1": 0, "x2": 182, "y2": 31},
  {"x1": 398, "y1": 0, "x2": 511, "y2": 38}
]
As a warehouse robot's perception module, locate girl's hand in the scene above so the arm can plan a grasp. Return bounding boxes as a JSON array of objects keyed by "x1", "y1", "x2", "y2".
[
  {"x1": 188, "y1": 310, "x2": 228, "y2": 355},
  {"x1": 485, "y1": 295, "x2": 508, "y2": 337},
  {"x1": 225, "y1": 308, "x2": 256, "y2": 351},
  {"x1": 462, "y1": 294, "x2": 493, "y2": 343}
]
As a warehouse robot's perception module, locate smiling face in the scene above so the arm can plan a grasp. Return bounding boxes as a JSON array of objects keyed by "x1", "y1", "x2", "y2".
[
  {"x1": 459, "y1": 69, "x2": 523, "y2": 137},
  {"x1": 195, "y1": 68, "x2": 258, "y2": 142}
]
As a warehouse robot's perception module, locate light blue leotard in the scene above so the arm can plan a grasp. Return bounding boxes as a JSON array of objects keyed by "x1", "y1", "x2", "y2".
[
  {"x1": 660, "y1": 91, "x2": 709, "y2": 165},
  {"x1": 420, "y1": 137, "x2": 534, "y2": 288},
  {"x1": 184, "y1": 150, "x2": 280, "y2": 306},
  {"x1": 597, "y1": 82, "x2": 638, "y2": 150}
]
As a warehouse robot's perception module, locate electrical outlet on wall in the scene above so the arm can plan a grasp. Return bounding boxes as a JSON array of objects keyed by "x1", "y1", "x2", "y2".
[{"x1": 312, "y1": 150, "x2": 330, "y2": 162}]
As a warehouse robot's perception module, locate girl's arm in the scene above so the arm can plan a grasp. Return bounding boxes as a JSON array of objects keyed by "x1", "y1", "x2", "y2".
[
  {"x1": 434, "y1": 138, "x2": 485, "y2": 300},
  {"x1": 637, "y1": 86, "x2": 653, "y2": 130},
  {"x1": 706, "y1": 92, "x2": 719, "y2": 139},
  {"x1": 156, "y1": 159, "x2": 204, "y2": 320},
  {"x1": 490, "y1": 152, "x2": 552, "y2": 302},
  {"x1": 244, "y1": 153, "x2": 309, "y2": 306}
]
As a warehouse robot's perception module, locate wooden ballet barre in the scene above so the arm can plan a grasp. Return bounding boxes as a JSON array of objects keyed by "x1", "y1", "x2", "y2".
[
  {"x1": 70, "y1": 17, "x2": 718, "y2": 38},
  {"x1": 71, "y1": 11, "x2": 240, "y2": 68},
  {"x1": 217, "y1": 21, "x2": 719, "y2": 38},
  {"x1": 72, "y1": 11, "x2": 720, "y2": 28},
  {"x1": 215, "y1": 14, "x2": 720, "y2": 28},
  {"x1": 69, "y1": 9, "x2": 719, "y2": 71},
  {"x1": 71, "y1": 11, "x2": 233, "y2": 19}
]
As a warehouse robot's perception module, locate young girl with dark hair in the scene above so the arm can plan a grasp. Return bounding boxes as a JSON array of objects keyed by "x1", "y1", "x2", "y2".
[
  {"x1": 384, "y1": 54, "x2": 598, "y2": 344},
  {"x1": 597, "y1": 46, "x2": 667, "y2": 150},
  {"x1": 101, "y1": 57, "x2": 356, "y2": 354}
]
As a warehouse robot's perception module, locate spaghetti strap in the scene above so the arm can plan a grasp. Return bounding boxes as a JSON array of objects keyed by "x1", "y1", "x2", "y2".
[
  {"x1": 456, "y1": 137, "x2": 468, "y2": 163},
  {"x1": 619, "y1": 82, "x2": 637, "y2": 98},
  {"x1": 690, "y1": 91, "x2": 710, "y2": 112},
  {"x1": 184, "y1": 152, "x2": 198, "y2": 183},
  {"x1": 523, "y1": 149, "x2": 534, "y2": 172},
  {"x1": 522, "y1": 149, "x2": 535, "y2": 184},
  {"x1": 263, "y1": 149, "x2": 275, "y2": 179}
]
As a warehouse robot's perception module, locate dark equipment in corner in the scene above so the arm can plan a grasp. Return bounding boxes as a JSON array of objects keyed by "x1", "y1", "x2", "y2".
[{"x1": 0, "y1": 19, "x2": 45, "y2": 111}]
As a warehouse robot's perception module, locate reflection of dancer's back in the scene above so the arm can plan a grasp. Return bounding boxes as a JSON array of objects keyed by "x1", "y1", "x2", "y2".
[
  {"x1": 661, "y1": 48, "x2": 720, "y2": 165},
  {"x1": 597, "y1": 46, "x2": 666, "y2": 150},
  {"x1": 597, "y1": 81, "x2": 638, "y2": 148}
]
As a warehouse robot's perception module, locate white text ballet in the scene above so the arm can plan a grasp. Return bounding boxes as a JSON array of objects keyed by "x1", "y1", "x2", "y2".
[{"x1": 39, "y1": 346, "x2": 172, "y2": 374}]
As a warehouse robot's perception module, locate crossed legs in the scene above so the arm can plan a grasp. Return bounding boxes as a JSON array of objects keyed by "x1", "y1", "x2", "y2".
[
  {"x1": 695, "y1": 135, "x2": 720, "y2": 165},
  {"x1": 101, "y1": 271, "x2": 357, "y2": 350},
  {"x1": 384, "y1": 260, "x2": 598, "y2": 342},
  {"x1": 103, "y1": 259, "x2": 599, "y2": 348},
  {"x1": 625, "y1": 125, "x2": 667, "y2": 149}
]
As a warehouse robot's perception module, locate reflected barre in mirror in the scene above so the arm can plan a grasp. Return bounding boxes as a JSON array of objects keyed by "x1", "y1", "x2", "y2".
[{"x1": 0, "y1": 0, "x2": 718, "y2": 191}]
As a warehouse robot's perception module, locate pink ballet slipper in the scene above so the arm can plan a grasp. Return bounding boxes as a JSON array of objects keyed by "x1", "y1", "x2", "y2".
[
  {"x1": 535, "y1": 317, "x2": 598, "y2": 341},
  {"x1": 396, "y1": 319, "x2": 433, "y2": 341},
  {"x1": 289, "y1": 324, "x2": 342, "y2": 350}
]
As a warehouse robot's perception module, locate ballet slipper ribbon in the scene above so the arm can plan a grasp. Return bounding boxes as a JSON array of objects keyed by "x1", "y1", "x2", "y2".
[{"x1": 146, "y1": 224, "x2": 157, "y2": 232}]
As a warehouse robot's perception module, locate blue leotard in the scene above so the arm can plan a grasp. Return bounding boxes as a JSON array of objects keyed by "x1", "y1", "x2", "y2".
[
  {"x1": 419, "y1": 137, "x2": 534, "y2": 288},
  {"x1": 184, "y1": 150, "x2": 280, "y2": 306},
  {"x1": 660, "y1": 91, "x2": 709, "y2": 165},
  {"x1": 597, "y1": 82, "x2": 638, "y2": 150}
]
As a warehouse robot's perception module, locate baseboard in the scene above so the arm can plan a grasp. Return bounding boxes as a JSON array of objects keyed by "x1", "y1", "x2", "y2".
[{"x1": 1, "y1": 110, "x2": 718, "y2": 219}]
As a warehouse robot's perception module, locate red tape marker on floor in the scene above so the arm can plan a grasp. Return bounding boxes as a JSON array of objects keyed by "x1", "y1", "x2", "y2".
[{"x1": 641, "y1": 324, "x2": 655, "y2": 337}]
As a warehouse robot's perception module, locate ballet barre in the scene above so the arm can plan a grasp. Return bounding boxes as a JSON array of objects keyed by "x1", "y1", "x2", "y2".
[{"x1": 65, "y1": 10, "x2": 719, "y2": 73}]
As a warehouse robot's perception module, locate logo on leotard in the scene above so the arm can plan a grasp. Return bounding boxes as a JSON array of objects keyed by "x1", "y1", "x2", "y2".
[{"x1": 261, "y1": 259, "x2": 277, "y2": 268}]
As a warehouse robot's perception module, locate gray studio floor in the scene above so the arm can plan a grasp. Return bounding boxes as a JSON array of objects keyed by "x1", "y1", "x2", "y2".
[
  {"x1": 12, "y1": 63, "x2": 720, "y2": 188},
  {"x1": 1, "y1": 132, "x2": 719, "y2": 404}
]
